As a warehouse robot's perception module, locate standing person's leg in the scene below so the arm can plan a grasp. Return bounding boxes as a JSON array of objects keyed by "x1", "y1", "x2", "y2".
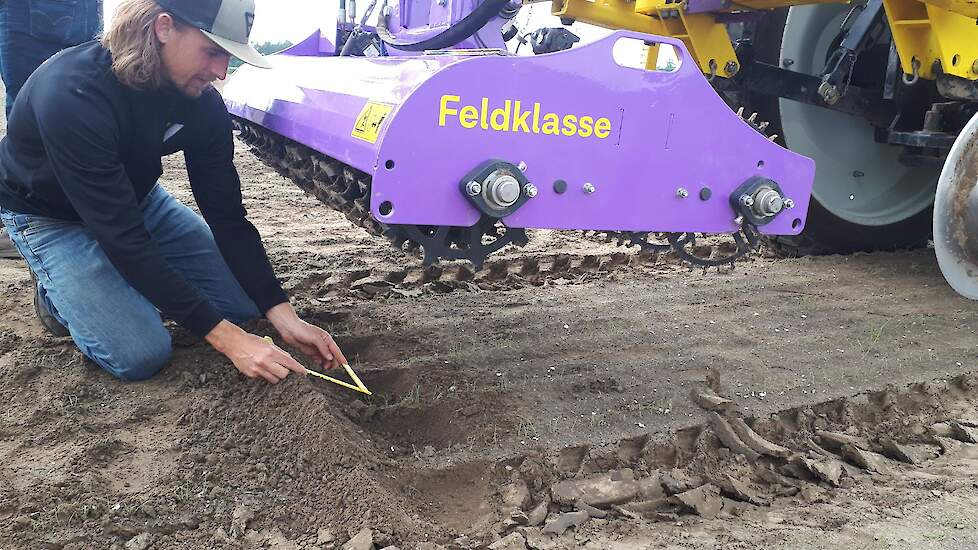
[
  {"x1": 0, "y1": 0, "x2": 102, "y2": 258},
  {"x1": 0, "y1": 209, "x2": 173, "y2": 381},
  {"x1": 139, "y1": 185, "x2": 262, "y2": 323},
  {"x1": 0, "y1": 0, "x2": 8, "y2": 94},
  {"x1": 2, "y1": 0, "x2": 100, "y2": 117}
]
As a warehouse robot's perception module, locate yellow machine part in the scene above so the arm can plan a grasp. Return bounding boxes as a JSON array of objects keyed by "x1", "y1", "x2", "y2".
[
  {"x1": 548, "y1": 0, "x2": 978, "y2": 81},
  {"x1": 550, "y1": 0, "x2": 669, "y2": 36},
  {"x1": 551, "y1": 0, "x2": 739, "y2": 75},
  {"x1": 884, "y1": 0, "x2": 978, "y2": 80},
  {"x1": 633, "y1": 0, "x2": 740, "y2": 76},
  {"x1": 920, "y1": 0, "x2": 978, "y2": 19}
]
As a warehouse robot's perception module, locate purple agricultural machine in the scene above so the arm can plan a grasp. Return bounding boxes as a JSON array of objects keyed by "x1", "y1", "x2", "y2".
[{"x1": 222, "y1": 0, "x2": 817, "y2": 270}]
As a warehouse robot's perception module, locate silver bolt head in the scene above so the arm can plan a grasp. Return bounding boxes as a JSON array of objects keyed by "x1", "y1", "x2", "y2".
[
  {"x1": 784, "y1": 198, "x2": 795, "y2": 209},
  {"x1": 583, "y1": 183, "x2": 596, "y2": 194},
  {"x1": 751, "y1": 188, "x2": 784, "y2": 216},
  {"x1": 676, "y1": 187, "x2": 689, "y2": 198},
  {"x1": 489, "y1": 176, "x2": 521, "y2": 206},
  {"x1": 740, "y1": 194, "x2": 755, "y2": 207},
  {"x1": 465, "y1": 181, "x2": 482, "y2": 196},
  {"x1": 523, "y1": 184, "x2": 538, "y2": 198},
  {"x1": 517, "y1": 161, "x2": 528, "y2": 172}
]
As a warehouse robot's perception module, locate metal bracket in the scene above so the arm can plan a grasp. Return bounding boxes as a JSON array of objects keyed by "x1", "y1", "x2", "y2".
[
  {"x1": 729, "y1": 176, "x2": 789, "y2": 227},
  {"x1": 818, "y1": 0, "x2": 886, "y2": 105},
  {"x1": 458, "y1": 160, "x2": 532, "y2": 219}
]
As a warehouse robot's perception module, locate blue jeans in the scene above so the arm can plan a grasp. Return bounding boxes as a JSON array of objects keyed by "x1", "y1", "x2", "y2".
[
  {"x1": 0, "y1": 0, "x2": 102, "y2": 117},
  {"x1": 0, "y1": 185, "x2": 260, "y2": 381}
]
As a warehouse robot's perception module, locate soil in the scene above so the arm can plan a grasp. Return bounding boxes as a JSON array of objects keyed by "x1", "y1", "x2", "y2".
[{"x1": 4, "y1": 87, "x2": 978, "y2": 550}]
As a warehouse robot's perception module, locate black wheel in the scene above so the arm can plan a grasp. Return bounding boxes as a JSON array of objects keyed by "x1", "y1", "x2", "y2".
[{"x1": 748, "y1": 6, "x2": 935, "y2": 256}]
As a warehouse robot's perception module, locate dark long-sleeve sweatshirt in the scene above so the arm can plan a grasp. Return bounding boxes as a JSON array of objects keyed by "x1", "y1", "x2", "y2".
[{"x1": 0, "y1": 41, "x2": 288, "y2": 337}]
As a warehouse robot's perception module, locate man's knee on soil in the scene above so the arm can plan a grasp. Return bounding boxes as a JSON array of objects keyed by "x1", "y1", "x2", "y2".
[{"x1": 96, "y1": 334, "x2": 173, "y2": 382}]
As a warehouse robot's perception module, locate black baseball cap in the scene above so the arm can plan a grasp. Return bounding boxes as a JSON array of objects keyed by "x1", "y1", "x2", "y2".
[{"x1": 156, "y1": 0, "x2": 271, "y2": 68}]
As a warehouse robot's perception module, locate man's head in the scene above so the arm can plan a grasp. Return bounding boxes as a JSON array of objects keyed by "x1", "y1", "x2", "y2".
[{"x1": 101, "y1": 0, "x2": 269, "y2": 96}]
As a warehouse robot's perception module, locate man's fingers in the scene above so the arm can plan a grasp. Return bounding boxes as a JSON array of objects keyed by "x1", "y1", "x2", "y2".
[
  {"x1": 311, "y1": 336, "x2": 336, "y2": 366},
  {"x1": 273, "y1": 349, "x2": 307, "y2": 375},
  {"x1": 327, "y1": 339, "x2": 348, "y2": 368},
  {"x1": 257, "y1": 368, "x2": 281, "y2": 384},
  {"x1": 314, "y1": 333, "x2": 347, "y2": 367},
  {"x1": 265, "y1": 361, "x2": 291, "y2": 380}
]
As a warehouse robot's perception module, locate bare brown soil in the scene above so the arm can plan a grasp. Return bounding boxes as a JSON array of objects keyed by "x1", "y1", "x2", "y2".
[{"x1": 4, "y1": 94, "x2": 978, "y2": 549}]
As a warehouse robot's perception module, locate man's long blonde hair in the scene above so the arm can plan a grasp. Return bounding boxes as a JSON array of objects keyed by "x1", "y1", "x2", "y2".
[{"x1": 100, "y1": 0, "x2": 184, "y2": 90}]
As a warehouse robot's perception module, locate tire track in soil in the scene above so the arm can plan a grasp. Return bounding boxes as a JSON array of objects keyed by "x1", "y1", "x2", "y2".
[{"x1": 3, "y1": 139, "x2": 978, "y2": 548}]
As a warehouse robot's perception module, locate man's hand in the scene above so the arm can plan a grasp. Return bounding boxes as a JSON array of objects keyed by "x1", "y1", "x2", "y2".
[
  {"x1": 206, "y1": 320, "x2": 306, "y2": 383},
  {"x1": 266, "y1": 303, "x2": 349, "y2": 370}
]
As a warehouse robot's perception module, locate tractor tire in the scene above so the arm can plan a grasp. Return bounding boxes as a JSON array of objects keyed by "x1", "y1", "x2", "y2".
[{"x1": 748, "y1": 6, "x2": 935, "y2": 256}]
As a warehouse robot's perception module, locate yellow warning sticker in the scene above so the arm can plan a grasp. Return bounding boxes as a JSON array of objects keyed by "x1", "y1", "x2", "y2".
[{"x1": 352, "y1": 101, "x2": 394, "y2": 143}]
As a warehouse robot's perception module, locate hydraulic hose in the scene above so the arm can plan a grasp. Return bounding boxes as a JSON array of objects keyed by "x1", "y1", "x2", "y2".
[{"x1": 377, "y1": 0, "x2": 511, "y2": 51}]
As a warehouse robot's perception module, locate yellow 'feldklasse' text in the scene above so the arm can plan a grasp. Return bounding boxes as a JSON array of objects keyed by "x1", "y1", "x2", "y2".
[{"x1": 438, "y1": 95, "x2": 613, "y2": 139}]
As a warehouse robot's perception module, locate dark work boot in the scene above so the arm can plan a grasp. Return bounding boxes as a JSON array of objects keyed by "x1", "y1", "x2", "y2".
[
  {"x1": 0, "y1": 228, "x2": 20, "y2": 259},
  {"x1": 30, "y1": 271, "x2": 70, "y2": 337}
]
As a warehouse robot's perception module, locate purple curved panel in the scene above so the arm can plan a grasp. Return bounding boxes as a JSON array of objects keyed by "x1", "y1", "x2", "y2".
[{"x1": 371, "y1": 31, "x2": 814, "y2": 234}]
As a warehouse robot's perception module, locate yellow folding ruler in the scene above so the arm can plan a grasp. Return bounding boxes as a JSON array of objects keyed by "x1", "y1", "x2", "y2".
[{"x1": 264, "y1": 336, "x2": 372, "y2": 395}]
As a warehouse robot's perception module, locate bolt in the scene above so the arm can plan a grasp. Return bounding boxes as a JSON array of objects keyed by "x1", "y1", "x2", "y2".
[
  {"x1": 465, "y1": 181, "x2": 482, "y2": 197},
  {"x1": 437, "y1": 0, "x2": 447, "y2": 5},
  {"x1": 739, "y1": 194, "x2": 755, "y2": 208},
  {"x1": 724, "y1": 61, "x2": 738, "y2": 76},
  {"x1": 818, "y1": 81, "x2": 840, "y2": 105},
  {"x1": 487, "y1": 174, "x2": 521, "y2": 207},
  {"x1": 784, "y1": 198, "x2": 795, "y2": 209},
  {"x1": 517, "y1": 161, "x2": 528, "y2": 172},
  {"x1": 676, "y1": 187, "x2": 689, "y2": 198},
  {"x1": 583, "y1": 183, "x2": 596, "y2": 194},
  {"x1": 523, "y1": 183, "x2": 538, "y2": 198},
  {"x1": 383, "y1": 5, "x2": 392, "y2": 16},
  {"x1": 782, "y1": 58, "x2": 794, "y2": 68},
  {"x1": 849, "y1": 194, "x2": 856, "y2": 201},
  {"x1": 753, "y1": 188, "x2": 784, "y2": 216},
  {"x1": 852, "y1": 170, "x2": 865, "y2": 178}
]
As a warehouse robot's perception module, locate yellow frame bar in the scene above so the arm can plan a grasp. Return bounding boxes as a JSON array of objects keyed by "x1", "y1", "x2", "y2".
[{"x1": 884, "y1": 0, "x2": 978, "y2": 80}]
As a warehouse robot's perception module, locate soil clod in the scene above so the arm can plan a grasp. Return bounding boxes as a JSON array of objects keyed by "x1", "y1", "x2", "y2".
[
  {"x1": 672, "y1": 484, "x2": 723, "y2": 519},
  {"x1": 550, "y1": 472, "x2": 639, "y2": 507},
  {"x1": 708, "y1": 413, "x2": 761, "y2": 460},
  {"x1": 342, "y1": 528, "x2": 375, "y2": 550},
  {"x1": 541, "y1": 511, "x2": 589, "y2": 535},
  {"x1": 728, "y1": 417, "x2": 791, "y2": 458},
  {"x1": 841, "y1": 444, "x2": 894, "y2": 475},
  {"x1": 488, "y1": 532, "x2": 528, "y2": 550}
]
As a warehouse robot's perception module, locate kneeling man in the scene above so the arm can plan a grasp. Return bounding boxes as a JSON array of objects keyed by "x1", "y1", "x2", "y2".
[{"x1": 0, "y1": 0, "x2": 347, "y2": 383}]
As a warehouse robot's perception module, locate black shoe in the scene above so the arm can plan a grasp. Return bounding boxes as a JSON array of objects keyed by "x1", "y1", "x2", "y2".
[
  {"x1": 30, "y1": 271, "x2": 70, "y2": 337},
  {"x1": 0, "y1": 228, "x2": 20, "y2": 259}
]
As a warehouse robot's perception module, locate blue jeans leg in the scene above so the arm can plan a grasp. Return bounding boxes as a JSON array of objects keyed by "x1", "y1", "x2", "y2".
[
  {"x1": 140, "y1": 184, "x2": 260, "y2": 325},
  {"x1": 0, "y1": 186, "x2": 260, "y2": 381},
  {"x1": 0, "y1": 0, "x2": 102, "y2": 116}
]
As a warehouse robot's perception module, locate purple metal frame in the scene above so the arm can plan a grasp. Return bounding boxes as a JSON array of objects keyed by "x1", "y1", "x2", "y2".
[
  {"x1": 224, "y1": 30, "x2": 814, "y2": 236},
  {"x1": 384, "y1": 0, "x2": 510, "y2": 52}
]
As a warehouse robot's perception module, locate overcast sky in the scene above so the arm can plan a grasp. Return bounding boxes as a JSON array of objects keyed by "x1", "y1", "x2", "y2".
[
  {"x1": 102, "y1": 0, "x2": 330, "y2": 43},
  {"x1": 101, "y1": 0, "x2": 603, "y2": 44}
]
